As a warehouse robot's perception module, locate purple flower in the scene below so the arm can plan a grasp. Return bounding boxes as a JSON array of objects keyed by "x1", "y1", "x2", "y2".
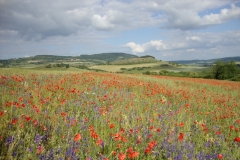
[
  {"x1": 101, "y1": 140, "x2": 104, "y2": 148},
  {"x1": 6, "y1": 136, "x2": 14, "y2": 145},
  {"x1": 34, "y1": 134, "x2": 41, "y2": 143}
]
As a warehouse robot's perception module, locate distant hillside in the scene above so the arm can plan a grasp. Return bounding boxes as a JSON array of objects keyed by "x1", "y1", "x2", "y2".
[
  {"x1": 111, "y1": 57, "x2": 158, "y2": 65},
  {"x1": 30, "y1": 55, "x2": 74, "y2": 60},
  {"x1": 170, "y1": 56, "x2": 240, "y2": 65},
  {"x1": 79, "y1": 53, "x2": 138, "y2": 62},
  {"x1": 0, "y1": 53, "x2": 138, "y2": 68}
]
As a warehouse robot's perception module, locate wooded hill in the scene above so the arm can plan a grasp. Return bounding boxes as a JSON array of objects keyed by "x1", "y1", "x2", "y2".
[{"x1": 0, "y1": 53, "x2": 139, "y2": 67}]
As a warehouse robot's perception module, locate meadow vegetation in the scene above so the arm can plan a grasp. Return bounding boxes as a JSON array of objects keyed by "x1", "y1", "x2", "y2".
[{"x1": 0, "y1": 68, "x2": 240, "y2": 159}]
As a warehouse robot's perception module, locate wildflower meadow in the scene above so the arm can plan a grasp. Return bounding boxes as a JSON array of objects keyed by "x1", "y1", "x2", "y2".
[{"x1": 0, "y1": 70, "x2": 240, "y2": 160}]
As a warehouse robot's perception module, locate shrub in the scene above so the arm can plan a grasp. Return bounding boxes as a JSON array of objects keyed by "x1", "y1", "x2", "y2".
[
  {"x1": 45, "y1": 64, "x2": 52, "y2": 68},
  {"x1": 212, "y1": 61, "x2": 240, "y2": 80}
]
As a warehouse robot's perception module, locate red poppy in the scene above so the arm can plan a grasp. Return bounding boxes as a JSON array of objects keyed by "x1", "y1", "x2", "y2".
[
  {"x1": 74, "y1": 133, "x2": 81, "y2": 142},
  {"x1": 127, "y1": 148, "x2": 139, "y2": 159},
  {"x1": 112, "y1": 151, "x2": 117, "y2": 156},
  {"x1": 178, "y1": 133, "x2": 184, "y2": 142},
  {"x1": 218, "y1": 154, "x2": 223, "y2": 159},
  {"x1": 96, "y1": 139, "x2": 103, "y2": 146},
  {"x1": 25, "y1": 116, "x2": 31, "y2": 121},
  {"x1": 236, "y1": 119, "x2": 240, "y2": 124},
  {"x1": 36, "y1": 145, "x2": 44, "y2": 154},
  {"x1": 234, "y1": 137, "x2": 240, "y2": 143},
  {"x1": 110, "y1": 123, "x2": 114, "y2": 129},
  {"x1": 145, "y1": 147, "x2": 151, "y2": 154},
  {"x1": 118, "y1": 153, "x2": 126, "y2": 160},
  {"x1": 179, "y1": 122, "x2": 184, "y2": 127},
  {"x1": 61, "y1": 112, "x2": 67, "y2": 117},
  {"x1": 12, "y1": 118, "x2": 18, "y2": 125}
]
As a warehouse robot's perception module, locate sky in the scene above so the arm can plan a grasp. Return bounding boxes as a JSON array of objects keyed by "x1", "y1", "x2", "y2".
[{"x1": 0, "y1": 0, "x2": 240, "y2": 61}]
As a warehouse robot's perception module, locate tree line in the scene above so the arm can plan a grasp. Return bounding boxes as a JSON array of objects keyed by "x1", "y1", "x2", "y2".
[{"x1": 212, "y1": 61, "x2": 240, "y2": 80}]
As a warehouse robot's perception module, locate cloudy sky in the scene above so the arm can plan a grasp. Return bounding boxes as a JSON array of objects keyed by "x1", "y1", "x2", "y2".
[{"x1": 0, "y1": 0, "x2": 240, "y2": 60}]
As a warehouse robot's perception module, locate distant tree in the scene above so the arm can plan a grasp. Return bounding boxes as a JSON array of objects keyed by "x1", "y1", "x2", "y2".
[
  {"x1": 46, "y1": 64, "x2": 52, "y2": 68},
  {"x1": 66, "y1": 64, "x2": 70, "y2": 68},
  {"x1": 145, "y1": 71, "x2": 151, "y2": 75},
  {"x1": 212, "y1": 61, "x2": 239, "y2": 80}
]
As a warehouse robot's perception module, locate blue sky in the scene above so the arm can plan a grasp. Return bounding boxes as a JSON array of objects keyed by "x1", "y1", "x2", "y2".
[{"x1": 0, "y1": 0, "x2": 240, "y2": 61}]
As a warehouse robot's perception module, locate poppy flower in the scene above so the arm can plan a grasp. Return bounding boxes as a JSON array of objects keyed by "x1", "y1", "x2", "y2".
[
  {"x1": 218, "y1": 154, "x2": 223, "y2": 159},
  {"x1": 178, "y1": 133, "x2": 184, "y2": 142},
  {"x1": 118, "y1": 153, "x2": 126, "y2": 160},
  {"x1": 74, "y1": 133, "x2": 81, "y2": 142},
  {"x1": 96, "y1": 139, "x2": 103, "y2": 146},
  {"x1": 127, "y1": 147, "x2": 139, "y2": 159},
  {"x1": 110, "y1": 123, "x2": 114, "y2": 129},
  {"x1": 12, "y1": 118, "x2": 18, "y2": 125},
  {"x1": 179, "y1": 122, "x2": 184, "y2": 127},
  {"x1": 234, "y1": 137, "x2": 240, "y2": 143},
  {"x1": 128, "y1": 151, "x2": 139, "y2": 159},
  {"x1": 145, "y1": 147, "x2": 151, "y2": 154},
  {"x1": 156, "y1": 128, "x2": 161, "y2": 132},
  {"x1": 25, "y1": 116, "x2": 31, "y2": 121},
  {"x1": 61, "y1": 112, "x2": 67, "y2": 117},
  {"x1": 36, "y1": 145, "x2": 44, "y2": 154}
]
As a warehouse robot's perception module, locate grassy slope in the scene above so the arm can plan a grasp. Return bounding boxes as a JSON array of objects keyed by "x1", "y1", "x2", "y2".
[
  {"x1": 89, "y1": 62, "x2": 166, "y2": 72},
  {"x1": 90, "y1": 62, "x2": 209, "y2": 73},
  {"x1": 111, "y1": 57, "x2": 158, "y2": 65},
  {"x1": 0, "y1": 69, "x2": 239, "y2": 159}
]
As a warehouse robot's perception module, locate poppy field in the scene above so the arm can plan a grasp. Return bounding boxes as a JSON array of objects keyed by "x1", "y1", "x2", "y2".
[{"x1": 0, "y1": 70, "x2": 240, "y2": 160}]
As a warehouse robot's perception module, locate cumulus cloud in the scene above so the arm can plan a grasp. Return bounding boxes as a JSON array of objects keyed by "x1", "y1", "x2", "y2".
[
  {"x1": 0, "y1": 0, "x2": 239, "y2": 60},
  {"x1": 126, "y1": 40, "x2": 166, "y2": 54},
  {"x1": 91, "y1": 14, "x2": 114, "y2": 30},
  {"x1": 0, "y1": 0, "x2": 239, "y2": 41},
  {"x1": 124, "y1": 30, "x2": 240, "y2": 60},
  {"x1": 0, "y1": 0, "x2": 159, "y2": 40},
  {"x1": 125, "y1": 42, "x2": 144, "y2": 54},
  {"x1": 186, "y1": 49, "x2": 196, "y2": 52},
  {"x1": 202, "y1": 3, "x2": 240, "y2": 25},
  {"x1": 146, "y1": 0, "x2": 240, "y2": 30},
  {"x1": 186, "y1": 36, "x2": 201, "y2": 41}
]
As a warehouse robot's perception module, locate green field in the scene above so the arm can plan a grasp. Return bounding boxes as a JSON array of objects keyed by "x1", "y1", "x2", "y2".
[
  {"x1": 0, "y1": 69, "x2": 239, "y2": 159},
  {"x1": 90, "y1": 62, "x2": 209, "y2": 73}
]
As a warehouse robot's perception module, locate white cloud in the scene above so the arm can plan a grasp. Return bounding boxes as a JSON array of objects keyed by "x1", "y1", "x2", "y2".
[
  {"x1": 125, "y1": 42, "x2": 144, "y2": 54},
  {"x1": 91, "y1": 14, "x2": 114, "y2": 30},
  {"x1": 125, "y1": 40, "x2": 166, "y2": 54},
  {"x1": 202, "y1": 3, "x2": 240, "y2": 26},
  {"x1": 124, "y1": 30, "x2": 240, "y2": 60},
  {"x1": 186, "y1": 49, "x2": 195, "y2": 52},
  {"x1": 157, "y1": 1, "x2": 240, "y2": 30},
  {"x1": 0, "y1": 0, "x2": 239, "y2": 41},
  {"x1": 0, "y1": 0, "x2": 239, "y2": 60},
  {"x1": 186, "y1": 36, "x2": 201, "y2": 41}
]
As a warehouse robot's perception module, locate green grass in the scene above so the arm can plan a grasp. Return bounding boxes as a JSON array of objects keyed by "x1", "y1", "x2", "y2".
[
  {"x1": 89, "y1": 62, "x2": 169, "y2": 72},
  {"x1": 111, "y1": 57, "x2": 159, "y2": 65},
  {"x1": 90, "y1": 62, "x2": 210, "y2": 74},
  {"x1": 0, "y1": 69, "x2": 240, "y2": 159}
]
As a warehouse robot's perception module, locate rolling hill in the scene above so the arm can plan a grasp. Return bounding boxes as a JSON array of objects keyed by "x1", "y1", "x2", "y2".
[
  {"x1": 170, "y1": 56, "x2": 240, "y2": 65},
  {"x1": 79, "y1": 53, "x2": 138, "y2": 62},
  {"x1": 0, "y1": 53, "x2": 138, "y2": 67}
]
